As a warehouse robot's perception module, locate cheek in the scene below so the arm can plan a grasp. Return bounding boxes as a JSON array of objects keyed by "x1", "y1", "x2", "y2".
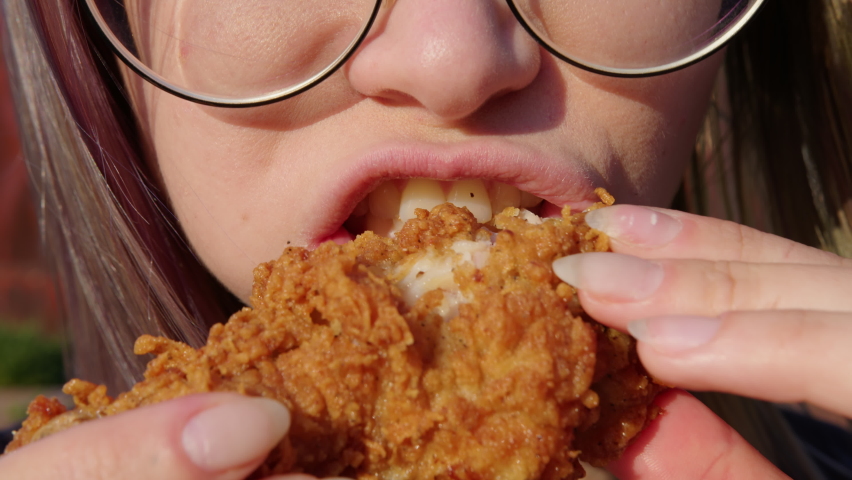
[
  {"x1": 136, "y1": 88, "x2": 376, "y2": 303},
  {"x1": 571, "y1": 52, "x2": 723, "y2": 206},
  {"x1": 154, "y1": 101, "x2": 273, "y2": 294},
  {"x1": 141, "y1": 92, "x2": 312, "y2": 301}
]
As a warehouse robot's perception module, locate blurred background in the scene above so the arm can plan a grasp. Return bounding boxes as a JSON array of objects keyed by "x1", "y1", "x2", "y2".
[{"x1": 0, "y1": 23, "x2": 66, "y2": 431}]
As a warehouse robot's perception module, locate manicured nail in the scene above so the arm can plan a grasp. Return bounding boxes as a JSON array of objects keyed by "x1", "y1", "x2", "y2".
[
  {"x1": 552, "y1": 252, "x2": 663, "y2": 302},
  {"x1": 585, "y1": 205, "x2": 682, "y2": 247},
  {"x1": 628, "y1": 315, "x2": 721, "y2": 352},
  {"x1": 182, "y1": 397, "x2": 290, "y2": 472}
]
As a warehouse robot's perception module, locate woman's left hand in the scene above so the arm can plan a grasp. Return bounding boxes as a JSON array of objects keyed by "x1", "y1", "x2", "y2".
[{"x1": 553, "y1": 204, "x2": 852, "y2": 418}]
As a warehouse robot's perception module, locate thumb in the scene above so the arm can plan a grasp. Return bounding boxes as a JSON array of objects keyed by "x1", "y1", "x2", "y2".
[
  {"x1": 609, "y1": 390, "x2": 788, "y2": 480},
  {"x1": 0, "y1": 393, "x2": 290, "y2": 480}
]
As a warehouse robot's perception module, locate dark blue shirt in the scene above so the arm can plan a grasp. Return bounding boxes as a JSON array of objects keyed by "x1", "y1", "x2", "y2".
[{"x1": 0, "y1": 425, "x2": 16, "y2": 452}]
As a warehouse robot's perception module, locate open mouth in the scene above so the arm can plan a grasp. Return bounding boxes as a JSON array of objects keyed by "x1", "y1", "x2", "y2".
[
  {"x1": 342, "y1": 178, "x2": 565, "y2": 239},
  {"x1": 310, "y1": 141, "x2": 605, "y2": 248}
]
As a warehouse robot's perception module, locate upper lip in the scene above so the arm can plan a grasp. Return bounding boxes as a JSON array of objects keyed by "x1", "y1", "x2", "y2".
[{"x1": 305, "y1": 139, "x2": 605, "y2": 246}]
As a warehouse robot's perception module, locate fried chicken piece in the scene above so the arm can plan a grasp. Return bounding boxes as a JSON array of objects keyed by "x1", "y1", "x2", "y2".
[{"x1": 5, "y1": 195, "x2": 664, "y2": 480}]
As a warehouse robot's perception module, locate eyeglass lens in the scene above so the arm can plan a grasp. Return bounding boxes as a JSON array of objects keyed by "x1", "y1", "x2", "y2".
[
  {"x1": 92, "y1": 0, "x2": 378, "y2": 101},
  {"x1": 512, "y1": 0, "x2": 754, "y2": 72},
  {"x1": 89, "y1": 0, "x2": 758, "y2": 102}
]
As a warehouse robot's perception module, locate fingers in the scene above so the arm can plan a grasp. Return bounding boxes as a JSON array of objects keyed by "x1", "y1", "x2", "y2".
[
  {"x1": 552, "y1": 250, "x2": 852, "y2": 417},
  {"x1": 553, "y1": 211, "x2": 852, "y2": 420},
  {"x1": 609, "y1": 389, "x2": 788, "y2": 480},
  {"x1": 585, "y1": 204, "x2": 848, "y2": 266},
  {"x1": 552, "y1": 253, "x2": 852, "y2": 323},
  {"x1": 0, "y1": 393, "x2": 290, "y2": 480},
  {"x1": 630, "y1": 311, "x2": 852, "y2": 419}
]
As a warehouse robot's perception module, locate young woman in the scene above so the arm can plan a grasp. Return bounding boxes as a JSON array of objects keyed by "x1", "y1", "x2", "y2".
[{"x1": 1, "y1": 0, "x2": 850, "y2": 479}]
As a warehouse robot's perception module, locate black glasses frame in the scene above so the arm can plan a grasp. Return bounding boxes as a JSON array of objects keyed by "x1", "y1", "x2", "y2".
[{"x1": 84, "y1": 0, "x2": 767, "y2": 108}]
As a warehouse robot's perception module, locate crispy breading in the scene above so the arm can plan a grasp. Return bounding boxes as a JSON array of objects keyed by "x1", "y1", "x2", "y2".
[{"x1": 5, "y1": 199, "x2": 664, "y2": 480}]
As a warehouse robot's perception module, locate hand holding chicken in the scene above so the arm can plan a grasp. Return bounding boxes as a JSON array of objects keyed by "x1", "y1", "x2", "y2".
[{"x1": 554, "y1": 205, "x2": 852, "y2": 479}]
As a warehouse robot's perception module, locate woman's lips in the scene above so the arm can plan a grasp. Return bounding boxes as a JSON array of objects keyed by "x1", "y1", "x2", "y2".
[{"x1": 308, "y1": 140, "x2": 605, "y2": 247}]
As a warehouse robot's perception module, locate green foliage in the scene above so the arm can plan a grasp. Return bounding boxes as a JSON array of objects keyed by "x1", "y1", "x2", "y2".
[
  {"x1": 6, "y1": 402, "x2": 27, "y2": 424},
  {"x1": 0, "y1": 323, "x2": 64, "y2": 386}
]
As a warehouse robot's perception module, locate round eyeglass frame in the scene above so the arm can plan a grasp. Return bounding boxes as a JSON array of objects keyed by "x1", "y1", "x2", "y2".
[{"x1": 84, "y1": 0, "x2": 767, "y2": 108}]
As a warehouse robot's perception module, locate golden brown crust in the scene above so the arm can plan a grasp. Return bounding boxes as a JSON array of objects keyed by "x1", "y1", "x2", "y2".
[{"x1": 5, "y1": 201, "x2": 664, "y2": 480}]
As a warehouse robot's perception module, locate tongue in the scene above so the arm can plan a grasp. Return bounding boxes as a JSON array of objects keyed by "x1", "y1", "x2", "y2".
[{"x1": 539, "y1": 201, "x2": 564, "y2": 218}]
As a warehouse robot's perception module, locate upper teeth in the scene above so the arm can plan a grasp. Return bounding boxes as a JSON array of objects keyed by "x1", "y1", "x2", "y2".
[
  {"x1": 446, "y1": 179, "x2": 491, "y2": 223},
  {"x1": 353, "y1": 179, "x2": 544, "y2": 236},
  {"x1": 400, "y1": 179, "x2": 446, "y2": 221}
]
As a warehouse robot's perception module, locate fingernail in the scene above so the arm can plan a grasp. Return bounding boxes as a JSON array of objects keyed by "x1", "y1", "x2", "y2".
[
  {"x1": 628, "y1": 315, "x2": 721, "y2": 352},
  {"x1": 585, "y1": 205, "x2": 682, "y2": 247},
  {"x1": 183, "y1": 397, "x2": 290, "y2": 472},
  {"x1": 552, "y1": 252, "x2": 663, "y2": 302}
]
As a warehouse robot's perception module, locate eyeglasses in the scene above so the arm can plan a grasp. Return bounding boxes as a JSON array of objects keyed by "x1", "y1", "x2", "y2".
[{"x1": 85, "y1": 0, "x2": 766, "y2": 108}]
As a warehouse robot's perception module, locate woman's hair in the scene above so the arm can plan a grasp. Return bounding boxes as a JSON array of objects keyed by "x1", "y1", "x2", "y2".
[
  {"x1": 1, "y1": 0, "x2": 241, "y2": 393},
  {"x1": 684, "y1": 0, "x2": 852, "y2": 254},
  {"x1": 2, "y1": 0, "x2": 849, "y2": 477}
]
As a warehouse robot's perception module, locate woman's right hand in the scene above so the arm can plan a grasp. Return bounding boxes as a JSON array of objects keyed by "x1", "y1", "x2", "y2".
[{"x1": 0, "y1": 393, "x2": 303, "y2": 480}]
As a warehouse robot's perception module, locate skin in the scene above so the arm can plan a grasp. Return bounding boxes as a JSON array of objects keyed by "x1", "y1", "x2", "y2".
[
  {"x1": 127, "y1": 0, "x2": 722, "y2": 301},
  {"x1": 3, "y1": 1, "x2": 849, "y2": 479}
]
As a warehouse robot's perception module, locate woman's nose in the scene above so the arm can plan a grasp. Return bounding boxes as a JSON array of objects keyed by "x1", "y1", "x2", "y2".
[{"x1": 346, "y1": 0, "x2": 541, "y2": 121}]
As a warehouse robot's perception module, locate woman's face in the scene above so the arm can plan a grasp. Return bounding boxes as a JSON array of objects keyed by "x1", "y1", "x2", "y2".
[{"x1": 125, "y1": 0, "x2": 723, "y2": 302}]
